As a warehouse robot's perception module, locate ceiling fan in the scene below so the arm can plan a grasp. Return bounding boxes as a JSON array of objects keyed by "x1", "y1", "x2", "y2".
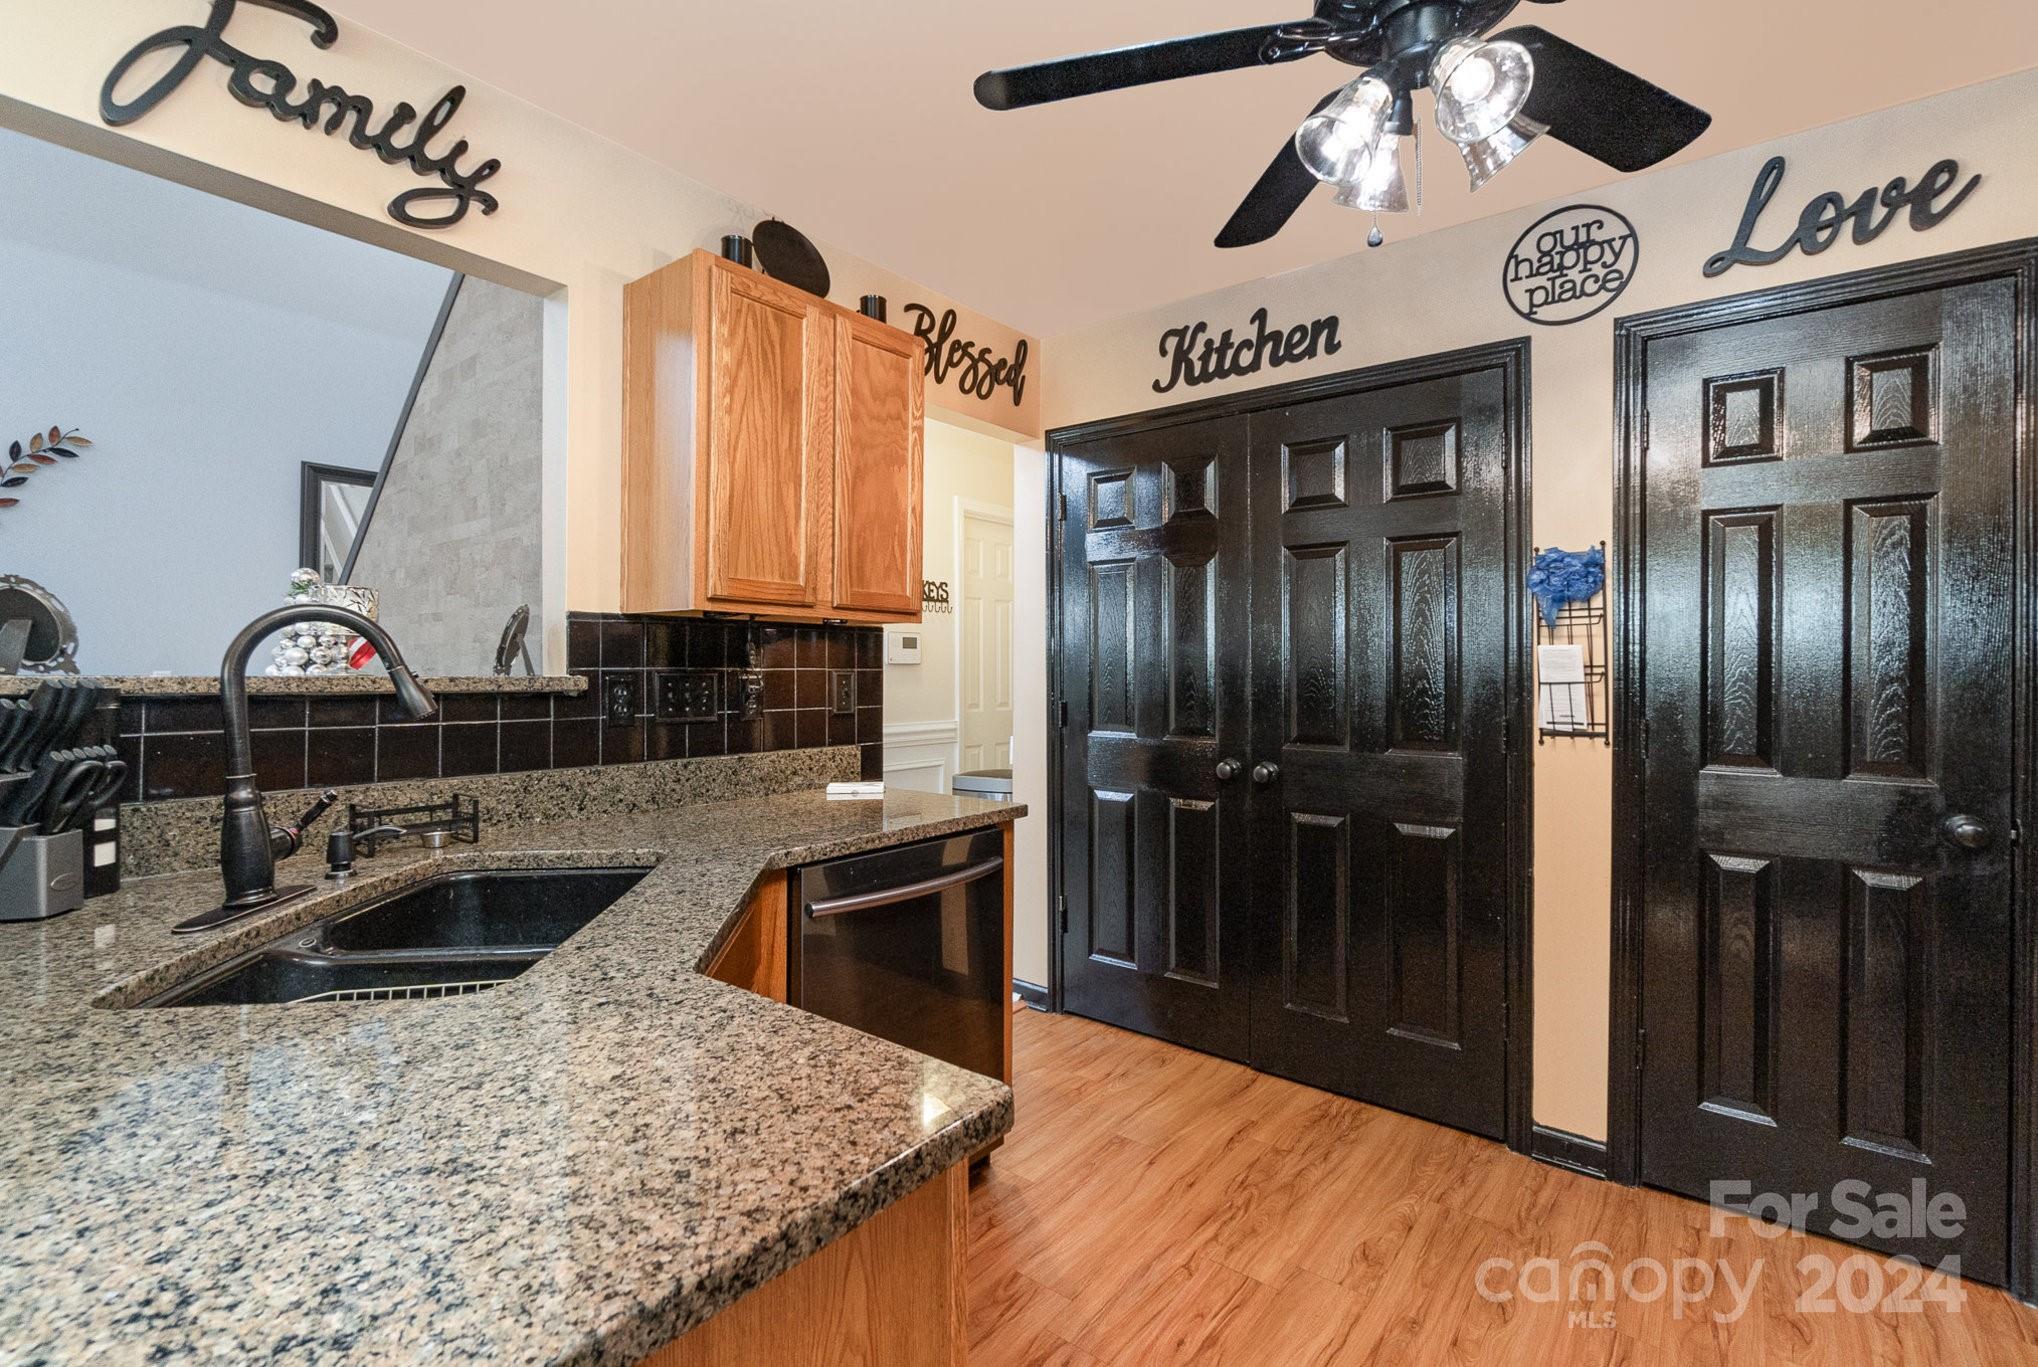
[{"x1": 973, "y1": 0, "x2": 1713, "y2": 248}]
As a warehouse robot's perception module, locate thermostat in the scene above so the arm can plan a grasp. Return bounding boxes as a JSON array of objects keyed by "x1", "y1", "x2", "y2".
[{"x1": 887, "y1": 629, "x2": 922, "y2": 665}]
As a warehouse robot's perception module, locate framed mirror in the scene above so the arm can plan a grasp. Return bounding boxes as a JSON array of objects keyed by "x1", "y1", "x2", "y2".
[
  {"x1": 2, "y1": 126, "x2": 550, "y2": 678},
  {"x1": 299, "y1": 463, "x2": 378, "y2": 585}
]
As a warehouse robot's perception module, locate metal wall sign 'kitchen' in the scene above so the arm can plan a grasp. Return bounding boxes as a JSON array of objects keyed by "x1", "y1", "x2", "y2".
[
  {"x1": 1153, "y1": 308, "x2": 1342, "y2": 395},
  {"x1": 99, "y1": 0, "x2": 504, "y2": 230}
]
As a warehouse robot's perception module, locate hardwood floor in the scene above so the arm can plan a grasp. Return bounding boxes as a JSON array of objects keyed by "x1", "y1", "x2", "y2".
[{"x1": 968, "y1": 1008, "x2": 2038, "y2": 1366}]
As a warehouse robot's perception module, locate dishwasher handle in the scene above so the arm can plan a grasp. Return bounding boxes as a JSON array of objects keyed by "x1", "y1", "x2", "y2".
[{"x1": 805, "y1": 856, "x2": 1004, "y2": 919}]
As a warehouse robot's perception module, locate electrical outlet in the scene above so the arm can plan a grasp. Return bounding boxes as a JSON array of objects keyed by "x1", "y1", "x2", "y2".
[
  {"x1": 830, "y1": 670, "x2": 857, "y2": 716},
  {"x1": 605, "y1": 674, "x2": 640, "y2": 728},
  {"x1": 736, "y1": 671, "x2": 765, "y2": 720},
  {"x1": 654, "y1": 671, "x2": 719, "y2": 722}
]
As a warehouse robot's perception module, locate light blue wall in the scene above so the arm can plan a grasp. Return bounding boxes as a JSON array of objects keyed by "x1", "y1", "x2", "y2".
[{"x1": 0, "y1": 127, "x2": 452, "y2": 675}]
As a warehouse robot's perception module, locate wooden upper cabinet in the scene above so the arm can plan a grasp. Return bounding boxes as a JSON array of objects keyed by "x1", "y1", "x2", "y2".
[
  {"x1": 623, "y1": 251, "x2": 924, "y2": 622},
  {"x1": 704, "y1": 267, "x2": 829, "y2": 608},
  {"x1": 833, "y1": 313, "x2": 924, "y2": 615}
]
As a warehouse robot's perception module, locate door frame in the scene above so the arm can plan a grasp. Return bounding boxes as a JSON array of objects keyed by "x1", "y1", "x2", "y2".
[
  {"x1": 1607, "y1": 239, "x2": 2038, "y2": 1298},
  {"x1": 952, "y1": 498, "x2": 1017, "y2": 779},
  {"x1": 1045, "y1": 337, "x2": 1537, "y2": 1156}
]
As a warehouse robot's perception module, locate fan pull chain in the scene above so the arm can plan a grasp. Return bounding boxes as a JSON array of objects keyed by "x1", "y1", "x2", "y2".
[{"x1": 1415, "y1": 116, "x2": 1424, "y2": 216}]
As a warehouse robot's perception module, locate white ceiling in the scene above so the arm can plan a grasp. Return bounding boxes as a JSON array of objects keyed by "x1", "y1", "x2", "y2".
[{"x1": 334, "y1": 0, "x2": 2038, "y2": 337}]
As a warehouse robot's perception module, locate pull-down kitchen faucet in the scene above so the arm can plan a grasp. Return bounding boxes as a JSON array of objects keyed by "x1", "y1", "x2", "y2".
[{"x1": 173, "y1": 605, "x2": 437, "y2": 933}]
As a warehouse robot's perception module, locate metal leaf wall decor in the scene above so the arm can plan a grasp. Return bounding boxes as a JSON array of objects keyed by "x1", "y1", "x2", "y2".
[{"x1": 0, "y1": 427, "x2": 95, "y2": 510}]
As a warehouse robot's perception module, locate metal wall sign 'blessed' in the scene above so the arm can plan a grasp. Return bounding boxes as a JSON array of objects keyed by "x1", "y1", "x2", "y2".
[
  {"x1": 99, "y1": 0, "x2": 504, "y2": 230},
  {"x1": 1503, "y1": 205, "x2": 1639, "y2": 326},
  {"x1": 1702, "y1": 155, "x2": 1981, "y2": 278},
  {"x1": 900, "y1": 305, "x2": 1029, "y2": 409}
]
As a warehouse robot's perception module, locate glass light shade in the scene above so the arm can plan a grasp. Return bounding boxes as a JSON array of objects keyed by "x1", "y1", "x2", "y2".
[
  {"x1": 1457, "y1": 113, "x2": 1547, "y2": 191},
  {"x1": 1331, "y1": 131, "x2": 1408, "y2": 212},
  {"x1": 1295, "y1": 76, "x2": 1394, "y2": 187},
  {"x1": 1432, "y1": 38, "x2": 1534, "y2": 146}
]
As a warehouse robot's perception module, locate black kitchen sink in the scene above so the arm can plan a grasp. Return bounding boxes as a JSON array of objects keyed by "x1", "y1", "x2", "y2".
[
  {"x1": 319, "y1": 868, "x2": 652, "y2": 952},
  {"x1": 138, "y1": 867, "x2": 649, "y2": 1008}
]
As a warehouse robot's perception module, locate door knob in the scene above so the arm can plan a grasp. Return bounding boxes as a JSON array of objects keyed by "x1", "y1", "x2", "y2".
[
  {"x1": 1252, "y1": 763, "x2": 1281, "y2": 786},
  {"x1": 1215, "y1": 759, "x2": 1241, "y2": 782},
  {"x1": 1941, "y1": 814, "x2": 1992, "y2": 851}
]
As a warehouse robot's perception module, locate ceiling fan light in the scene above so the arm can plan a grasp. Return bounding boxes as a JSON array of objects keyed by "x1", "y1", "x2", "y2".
[
  {"x1": 1458, "y1": 114, "x2": 1547, "y2": 191},
  {"x1": 1433, "y1": 38, "x2": 1534, "y2": 146},
  {"x1": 1295, "y1": 76, "x2": 1394, "y2": 187},
  {"x1": 1332, "y1": 131, "x2": 1408, "y2": 213}
]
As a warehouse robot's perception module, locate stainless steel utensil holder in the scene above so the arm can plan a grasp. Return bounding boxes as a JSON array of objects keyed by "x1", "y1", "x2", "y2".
[{"x1": 0, "y1": 827, "x2": 85, "y2": 921}]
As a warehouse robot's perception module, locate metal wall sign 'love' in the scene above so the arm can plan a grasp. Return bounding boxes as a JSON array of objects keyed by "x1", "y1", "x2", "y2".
[
  {"x1": 100, "y1": 0, "x2": 505, "y2": 230},
  {"x1": 1703, "y1": 155, "x2": 1981, "y2": 279}
]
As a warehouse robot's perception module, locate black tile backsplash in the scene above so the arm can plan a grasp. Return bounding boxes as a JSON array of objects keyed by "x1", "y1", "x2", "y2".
[{"x1": 114, "y1": 614, "x2": 885, "y2": 802}]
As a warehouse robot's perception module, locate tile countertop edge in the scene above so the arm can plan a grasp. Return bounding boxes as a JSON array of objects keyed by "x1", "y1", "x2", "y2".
[{"x1": 1, "y1": 789, "x2": 1027, "y2": 1367}]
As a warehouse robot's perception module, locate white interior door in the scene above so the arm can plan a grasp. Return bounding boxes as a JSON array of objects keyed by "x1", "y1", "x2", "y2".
[{"x1": 960, "y1": 511, "x2": 1015, "y2": 773}]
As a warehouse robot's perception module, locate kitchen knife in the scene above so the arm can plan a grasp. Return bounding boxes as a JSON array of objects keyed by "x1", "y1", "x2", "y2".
[{"x1": 1, "y1": 685, "x2": 59, "y2": 773}]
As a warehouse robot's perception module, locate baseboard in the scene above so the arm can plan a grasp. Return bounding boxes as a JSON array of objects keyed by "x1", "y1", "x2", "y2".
[
  {"x1": 1012, "y1": 979, "x2": 1049, "y2": 1011},
  {"x1": 1530, "y1": 1124, "x2": 1610, "y2": 1179}
]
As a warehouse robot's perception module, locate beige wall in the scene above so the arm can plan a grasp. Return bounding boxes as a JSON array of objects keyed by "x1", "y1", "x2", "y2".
[
  {"x1": 882, "y1": 420, "x2": 1015, "y2": 788},
  {"x1": 0, "y1": 0, "x2": 1041, "y2": 676},
  {"x1": 1039, "y1": 68, "x2": 2038, "y2": 1139}
]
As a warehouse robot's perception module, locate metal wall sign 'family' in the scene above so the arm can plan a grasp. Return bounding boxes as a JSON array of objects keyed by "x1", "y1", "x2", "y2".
[
  {"x1": 99, "y1": 0, "x2": 504, "y2": 230},
  {"x1": 1152, "y1": 307, "x2": 1343, "y2": 395},
  {"x1": 1503, "y1": 206, "x2": 1639, "y2": 326},
  {"x1": 1702, "y1": 155, "x2": 1982, "y2": 278}
]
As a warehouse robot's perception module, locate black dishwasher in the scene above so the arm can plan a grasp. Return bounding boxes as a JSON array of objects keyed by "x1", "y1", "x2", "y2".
[{"x1": 789, "y1": 828, "x2": 1005, "y2": 1079}]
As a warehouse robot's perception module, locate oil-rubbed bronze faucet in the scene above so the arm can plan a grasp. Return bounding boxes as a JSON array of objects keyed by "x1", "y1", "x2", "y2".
[{"x1": 173, "y1": 605, "x2": 437, "y2": 934}]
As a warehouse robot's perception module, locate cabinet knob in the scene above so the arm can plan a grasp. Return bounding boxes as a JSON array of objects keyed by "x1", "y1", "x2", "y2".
[
  {"x1": 1215, "y1": 759, "x2": 1241, "y2": 782},
  {"x1": 1941, "y1": 814, "x2": 1992, "y2": 851},
  {"x1": 1252, "y1": 763, "x2": 1281, "y2": 786}
]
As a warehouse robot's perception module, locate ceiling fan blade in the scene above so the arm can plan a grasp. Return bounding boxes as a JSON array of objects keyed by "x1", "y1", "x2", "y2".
[
  {"x1": 975, "y1": 25, "x2": 1311, "y2": 111},
  {"x1": 1214, "y1": 87, "x2": 1342, "y2": 249},
  {"x1": 1494, "y1": 25, "x2": 1712, "y2": 172}
]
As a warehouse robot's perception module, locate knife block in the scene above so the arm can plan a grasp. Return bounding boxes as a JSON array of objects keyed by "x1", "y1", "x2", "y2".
[{"x1": 0, "y1": 827, "x2": 85, "y2": 921}]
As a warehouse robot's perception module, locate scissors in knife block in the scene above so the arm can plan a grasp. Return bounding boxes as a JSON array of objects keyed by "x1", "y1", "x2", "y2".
[{"x1": 37, "y1": 751, "x2": 128, "y2": 837}]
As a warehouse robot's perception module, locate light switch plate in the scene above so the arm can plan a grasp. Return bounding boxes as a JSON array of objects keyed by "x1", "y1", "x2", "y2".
[
  {"x1": 654, "y1": 671, "x2": 719, "y2": 722},
  {"x1": 830, "y1": 670, "x2": 857, "y2": 716}
]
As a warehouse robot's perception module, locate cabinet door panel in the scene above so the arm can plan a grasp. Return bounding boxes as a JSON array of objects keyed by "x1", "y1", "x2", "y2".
[
  {"x1": 834, "y1": 315, "x2": 924, "y2": 615},
  {"x1": 705, "y1": 267, "x2": 828, "y2": 607}
]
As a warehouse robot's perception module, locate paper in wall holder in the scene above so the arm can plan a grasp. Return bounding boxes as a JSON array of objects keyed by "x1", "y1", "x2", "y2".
[{"x1": 1537, "y1": 645, "x2": 1589, "y2": 734}]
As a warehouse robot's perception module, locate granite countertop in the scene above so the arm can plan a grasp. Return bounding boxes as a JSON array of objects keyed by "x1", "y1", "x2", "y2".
[
  {"x1": 0, "y1": 674, "x2": 587, "y2": 697},
  {"x1": 0, "y1": 787, "x2": 1025, "y2": 1365}
]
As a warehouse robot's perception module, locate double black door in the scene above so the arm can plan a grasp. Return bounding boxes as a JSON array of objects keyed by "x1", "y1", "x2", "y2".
[
  {"x1": 1056, "y1": 348, "x2": 1524, "y2": 1140},
  {"x1": 1630, "y1": 264, "x2": 2024, "y2": 1282}
]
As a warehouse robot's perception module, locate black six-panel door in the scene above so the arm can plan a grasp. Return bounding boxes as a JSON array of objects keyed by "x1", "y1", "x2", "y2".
[
  {"x1": 1059, "y1": 416, "x2": 1253, "y2": 1061},
  {"x1": 1635, "y1": 276, "x2": 2020, "y2": 1281},
  {"x1": 1057, "y1": 350, "x2": 1523, "y2": 1140},
  {"x1": 1245, "y1": 369, "x2": 1515, "y2": 1138}
]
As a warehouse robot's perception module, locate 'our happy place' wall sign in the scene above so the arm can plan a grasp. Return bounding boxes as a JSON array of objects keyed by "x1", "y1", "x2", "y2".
[
  {"x1": 1153, "y1": 308, "x2": 1342, "y2": 395},
  {"x1": 1702, "y1": 155, "x2": 1982, "y2": 278},
  {"x1": 1503, "y1": 205, "x2": 1638, "y2": 325},
  {"x1": 100, "y1": 0, "x2": 504, "y2": 229}
]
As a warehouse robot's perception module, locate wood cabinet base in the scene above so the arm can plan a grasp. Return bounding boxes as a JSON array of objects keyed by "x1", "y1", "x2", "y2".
[{"x1": 641, "y1": 1163, "x2": 968, "y2": 1367}]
